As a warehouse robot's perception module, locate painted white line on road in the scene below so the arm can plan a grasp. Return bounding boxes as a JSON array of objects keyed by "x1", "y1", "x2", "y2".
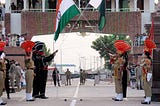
[
  {"x1": 70, "y1": 99, "x2": 77, "y2": 106},
  {"x1": 73, "y1": 82, "x2": 80, "y2": 98},
  {"x1": 70, "y1": 82, "x2": 80, "y2": 106}
]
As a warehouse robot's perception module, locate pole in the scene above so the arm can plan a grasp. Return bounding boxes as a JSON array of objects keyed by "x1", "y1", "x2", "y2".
[{"x1": 61, "y1": 47, "x2": 63, "y2": 72}]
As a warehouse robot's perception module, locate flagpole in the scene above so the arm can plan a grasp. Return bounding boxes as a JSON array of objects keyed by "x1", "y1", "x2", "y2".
[
  {"x1": 60, "y1": 0, "x2": 113, "y2": 54},
  {"x1": 69, "y1": 3, "x2": 91, "y2": 33},
  {"x1": 72, "y1": 1, "x2": 113, "y2": 54}
]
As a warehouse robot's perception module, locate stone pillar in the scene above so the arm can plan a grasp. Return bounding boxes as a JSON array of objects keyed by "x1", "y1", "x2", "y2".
[
  {"x1": 151, "y1": 13, "x2": 160, "y2": 102},
  {"x1": 116, "y1": 0, "x2": 119, "y2": 12},
  {"x1": 42, "y1": 0, "x2": 45, "y2": 12},
  {"x1": 5, "y1": 0, "x2": 11, "y2": 13},
  {"x1": 134, "y1": 0, "x2": 137, "y2": 11},
  {"x1": 149, "y1": 0, "x2": 155, "y2": 12},
  {"x1": 78, "y1": 0, "x2": 81, "y2": 9},
  {"x1": 152, "y1": 49, "x2": 160, "y2": 102},
  {"x1": 23, "y1": 0, "x2": 27, "y2": 10},
  {"x1": 111, "y1": 0, "x2": 115, "y2": 12}
]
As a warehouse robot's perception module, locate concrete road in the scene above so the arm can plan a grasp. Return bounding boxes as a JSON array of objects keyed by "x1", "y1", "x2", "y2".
[{"x1": 2, "y1": 78, "x2": 160, "y2": 106}]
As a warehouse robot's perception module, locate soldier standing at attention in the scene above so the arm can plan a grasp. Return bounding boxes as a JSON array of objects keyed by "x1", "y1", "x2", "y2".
[
  {"x1": 52, "y1": 66, "x2": 60, "y2": 87},
  {"x1": 32, "y1": 41, "x2": 58, "y2": 99},
  {"x1": 112, "y1": 53, "x2": 124, "y2": 101},
  {"x1": 65, "y1": 68, "x2": 71, "y2": 85},
  {"x1": 4, "y1": 58, "x2": 10, "y2": 99},
  {"x1": 0, "y1": 41, "x2": 7, "y2": 105},
  {"x1": 141, "y1": 38, "x2": 156, "y2": 104},
  {"x1": 113, "y1": 40, "x2": 131, "y2": 101},
  {"x1": 21, "y1": 40, "x2": 35, "y2": 101},
  {"x1": 80, "y1": 69, "x2": 83, "y2": 85}
]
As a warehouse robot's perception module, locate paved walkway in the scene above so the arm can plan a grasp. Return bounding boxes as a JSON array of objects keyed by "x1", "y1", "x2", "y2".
[{"x1": 1, "y1": 78, "x2": 160, "y2": 106}]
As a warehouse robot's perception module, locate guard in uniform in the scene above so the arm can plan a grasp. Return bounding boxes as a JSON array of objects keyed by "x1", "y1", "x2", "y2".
[
  {"x1": 112, "y1": 40, "x2": 131, "y2": 101},
  {"x1": 141, "y1": 38, "x2": 156, "y2": 104},
  {"x1": 4, "y1": 58, "x2": 10, "y2": 99},
  {"x1": 21, "y1": 40, "x2": 35, "y2": 101},
  {"x1": 65, "y1": 68, "x2": 71, "y2": 85},
  {"x1": 0, "y1": 41, "x2": 7, "y2": 105},
  {"x1": 112, "y1": 53, "x2": 124, "y2": 101},
  {"x1": 32, "y1": 41, "x2": 58, "y2": 99},
  {"x1": 80, "y1": 69, "x2": 83, "y2": 85}
]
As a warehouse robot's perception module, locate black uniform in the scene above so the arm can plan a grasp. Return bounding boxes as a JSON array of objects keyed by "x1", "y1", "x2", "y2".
[
  {"x1": 122, "y1": 52, "x2": 128, "y2": 98},
  {"x1": 4, "y1": 58, "x2": 10, "y2": 99},
  {"x1": 32, "y1": 50, "x2": 57, "y2": 99},
  {"x1": 52, "y1": 68, "x2": 60, "y2": 87}
]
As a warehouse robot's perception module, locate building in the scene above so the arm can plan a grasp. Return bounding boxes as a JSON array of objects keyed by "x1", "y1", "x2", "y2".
[{"x1": 0, "y1": 0, "x2": 160, "y2": 101}]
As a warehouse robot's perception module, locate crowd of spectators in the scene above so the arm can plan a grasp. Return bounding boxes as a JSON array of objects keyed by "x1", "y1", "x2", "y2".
[{"x1": 0, "y1": 34, "x2": 25, "y2": 47}]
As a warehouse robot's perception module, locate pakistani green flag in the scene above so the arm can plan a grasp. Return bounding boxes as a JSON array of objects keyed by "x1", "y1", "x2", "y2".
[{"x1": 98, "y1": 0, "x2": 106, "y2": 31}]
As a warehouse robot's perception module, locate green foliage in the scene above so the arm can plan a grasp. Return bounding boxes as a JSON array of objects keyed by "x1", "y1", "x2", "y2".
[
  {"x1": 91, "y1": 34, "x2": 131, "y2": 68},
  {"x1": 43, "y1": 45, "x2": 52, "y2": 65},
  {"x1": 43, "y1": 45, "x2": 51, "y2": 56}
]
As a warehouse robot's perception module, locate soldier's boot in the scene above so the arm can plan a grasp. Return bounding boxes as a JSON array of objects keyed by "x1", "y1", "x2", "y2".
[
  {"x1": 7, "y1": 93, "x2": 10, "y2": 99},
  {"x1": 26, "y1": 93, "x2": 35, "y2": 101},
  {"x1": 112, "y1": 93, "x2": 118, "y2": 100},
  {"x1": 0, "y1": 97, "x2": 7, "y2": 105},
  {"x1": 114, "y1": 93, "x2": 123, "y2": 101},
  {"x1": 141, "y1": 97, "x2": 151, "y2": 104}
]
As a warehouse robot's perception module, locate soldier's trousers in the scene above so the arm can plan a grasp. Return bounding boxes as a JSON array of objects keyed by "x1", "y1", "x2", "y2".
[
  {"x1": 25, "y1": 69, "x2": 34, "y2": 93},
  {"x1": 0, "y1": 71, "x2": 4, "y2": 97},
  {"x1": 115, "y1": 78, "x2": 123, "y2": 94},
  {"x1": 143, "y1": 79, "x2": 152, "y2": 97}
]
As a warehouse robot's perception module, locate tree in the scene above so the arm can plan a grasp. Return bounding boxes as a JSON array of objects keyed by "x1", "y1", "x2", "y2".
[
  {"x1": 43, "y1": 44, "x2": 51, "y2": 56},
  {"x1": 91, "y1": 34, "x2": 131, "y2": 68},
  {"x1": 43, "y1": 45, "x2": 52, "y2": 65}
]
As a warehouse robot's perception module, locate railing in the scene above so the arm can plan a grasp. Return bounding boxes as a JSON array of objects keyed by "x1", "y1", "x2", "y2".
[{"x1": 9, "y1": 7, "x2": 155, "y2": 13}]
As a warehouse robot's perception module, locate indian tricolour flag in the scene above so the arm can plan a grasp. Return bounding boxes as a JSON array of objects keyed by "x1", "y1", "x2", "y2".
[{"x1": 54, "y1": 0, "x2": 80, "y2": 41}]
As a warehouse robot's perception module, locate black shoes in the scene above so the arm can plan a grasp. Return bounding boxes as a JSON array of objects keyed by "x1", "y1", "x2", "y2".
[
  {"x1": 0, "y1": 102, "x2": 7, "y2": 105},
  {"x1": 34, "y1": 96, "x2": 40, "y2": 98},
  {"x1": 40, "y1": 96, "x2": 48, "y2": 99},
  {"x1": 141, "y1": 101, "x2": 151, "y2": 104},
  {"x1": 114, "y1": 98, "x2": 123, "y2": 101},
  {"x1": 26, "y1": 99, "x2": 35, "y2": 102},
  {"x1": 33, "y1": 95, "x2": 49, "y2": 99}
]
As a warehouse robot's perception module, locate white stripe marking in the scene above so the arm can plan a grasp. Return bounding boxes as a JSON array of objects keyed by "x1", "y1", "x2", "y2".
[
  {"x1": 70, "y1": 99, "x2": 76, "y2": 106},
  {"x1": 70, "y1": 82, "x2": 80, "y2": 106}
]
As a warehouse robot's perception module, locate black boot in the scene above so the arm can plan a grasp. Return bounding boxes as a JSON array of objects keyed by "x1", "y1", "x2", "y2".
[{"x1": 7, "y1": 93, "x2": 10, "y2": 99}]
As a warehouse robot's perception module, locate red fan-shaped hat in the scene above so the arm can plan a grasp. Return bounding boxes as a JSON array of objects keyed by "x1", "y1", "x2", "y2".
[
  {"x1": 144, "y1": 39, "x2": 156, "y2": 49},
  {"x1": 114, "y1": 40, "x2": 131, "y2": 54},
  {"x1": 0, "y1": 41, "x2": 6, "y2": 51},
  {"x1": 21, "y1": 40, "x2": 35, "y2": 52},
  {"x1": 143, "y1": 38, "x2": 156, "y2": 55}
]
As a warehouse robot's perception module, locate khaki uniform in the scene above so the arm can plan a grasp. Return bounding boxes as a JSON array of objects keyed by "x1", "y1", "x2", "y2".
[
  {"x1": 141, "y1": 58, "x2": 152, "y2": 97},
  {"x1": 25, "y1": 58, "x2": 34, "y2": 93},
  {"x1": 65, "y1": 69, "x2": 71, "y2": 85},
  {"x1": 0, "y1": 59, "x2": 6, "y2": 97},
  {"x1": 113, "y1": 57, "x2": 124, "y2": 94}
]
